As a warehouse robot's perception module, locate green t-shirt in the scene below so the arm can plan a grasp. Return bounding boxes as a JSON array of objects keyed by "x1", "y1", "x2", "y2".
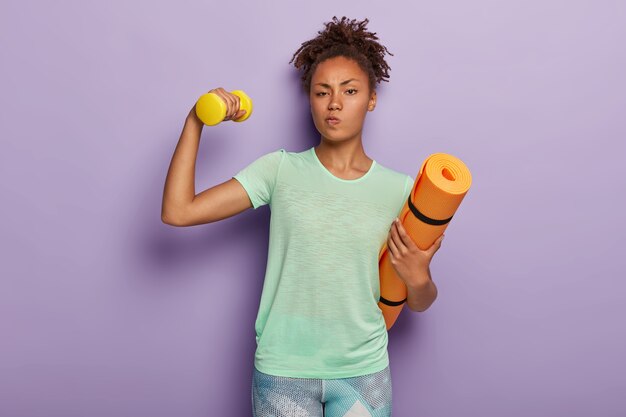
[{"x1": 233, "y1": 146, "x2": 413, "y2": 379}]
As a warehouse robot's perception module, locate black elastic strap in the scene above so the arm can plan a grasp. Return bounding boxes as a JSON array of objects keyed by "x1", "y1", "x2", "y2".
[
  {"x1": 407, "y1": 196, "x2": 453, "y2": 226},
  {"x1": 379, "y1": 296, "x2": 407, "y2": 306}
]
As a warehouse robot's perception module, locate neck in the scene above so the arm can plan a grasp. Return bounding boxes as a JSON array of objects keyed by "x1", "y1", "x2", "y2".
[{"x1": 314, "y1": 138, "x2": 372, "y2": 171}]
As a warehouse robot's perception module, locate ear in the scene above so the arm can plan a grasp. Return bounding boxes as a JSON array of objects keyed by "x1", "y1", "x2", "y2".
[{"x1": 368, "y1": 90, "x2": 377, "y2": 111}]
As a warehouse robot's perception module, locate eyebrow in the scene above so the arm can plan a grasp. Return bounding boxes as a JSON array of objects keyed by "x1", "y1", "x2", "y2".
[{"x1": 315, "y1": 79, "x2": 361, "y2": 88}]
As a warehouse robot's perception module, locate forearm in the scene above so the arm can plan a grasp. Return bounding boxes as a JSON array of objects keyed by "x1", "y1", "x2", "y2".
[
  {"x1": 162, "y1": 110, "x2": 204, "y2": 222},
  {"x1": 405, "y1": 267, "x2": 438, "y2": 312}
]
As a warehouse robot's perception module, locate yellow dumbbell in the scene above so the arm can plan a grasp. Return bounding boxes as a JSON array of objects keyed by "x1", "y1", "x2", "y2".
[{"x1": 194, "y1": 90, "x2": 253, "y2": 126}]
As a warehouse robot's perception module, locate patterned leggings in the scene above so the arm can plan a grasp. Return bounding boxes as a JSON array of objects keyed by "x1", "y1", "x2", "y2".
[{"x1": 251, "y1": 365, "x2": 392, "y2": 417}]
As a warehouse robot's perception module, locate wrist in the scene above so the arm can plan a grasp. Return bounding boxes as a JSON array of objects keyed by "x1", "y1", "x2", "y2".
[
  {"x1": 406, "y1": 267, "x2": 431, "y2": 289},
  {"x1": 186, "y1": 108, "x2": 203, "y2": 127}
]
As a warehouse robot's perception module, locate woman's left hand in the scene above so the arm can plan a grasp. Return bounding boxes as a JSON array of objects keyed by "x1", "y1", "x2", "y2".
[{"x1": 387, "y1": 218, "x2": 444, "y2": 286}]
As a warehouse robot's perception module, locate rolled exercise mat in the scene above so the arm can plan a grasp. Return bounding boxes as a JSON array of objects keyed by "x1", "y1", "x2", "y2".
[{"x1": 378, "y1": 153, "x2": 472, "y2": 330}]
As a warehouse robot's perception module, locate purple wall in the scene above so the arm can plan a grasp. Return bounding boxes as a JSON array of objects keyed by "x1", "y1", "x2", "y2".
[{"x1": 2, "y1": 0, "x2": 625, "y2": 416}]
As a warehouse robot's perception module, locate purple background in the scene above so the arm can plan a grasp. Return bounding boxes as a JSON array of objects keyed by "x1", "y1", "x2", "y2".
[{"x1": 2, "y1": 0, "x2": 625, "y2": 416}]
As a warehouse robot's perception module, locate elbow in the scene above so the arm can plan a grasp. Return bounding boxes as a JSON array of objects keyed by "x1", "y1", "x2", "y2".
[
  {"x1": 161, "y1": 210, "x2": 187, "y2": 227},
  {"x1": 407, "y1": 303, "x2": 425, "y2": 313},
  {"x1": 408, "y1": 302, "x2": 432, "y2": 313},
  {"x1": 161, "y1": 199, "x2": 193, "y2": 226},
  {"x1": 161, "y1": 213, "x2": 176, "y2": 226},
  {"x1": 407, "y1": 291, "x2": 438, "y2": 313}
]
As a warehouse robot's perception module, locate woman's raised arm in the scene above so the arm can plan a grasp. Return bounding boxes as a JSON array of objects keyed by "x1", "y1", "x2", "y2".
[{"x1": 161, "y1": 89, "x2": 251, "y2": 227}]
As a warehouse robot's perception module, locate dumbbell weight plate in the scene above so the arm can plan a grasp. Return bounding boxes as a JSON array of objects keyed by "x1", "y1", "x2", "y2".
[{"x1": 195, "y1": 93, "x2": 227, "y2": 126}]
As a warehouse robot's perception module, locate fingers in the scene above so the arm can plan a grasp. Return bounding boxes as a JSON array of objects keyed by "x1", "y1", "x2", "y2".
[
  {"x1": 393, "y1": 219, "x2": 445, "y2": 255},
  {"x1": 234, "y1": 108, "x2": 247, "y2": 120},
  {"x1": 426, "y1": 234, "x2": 445, "y2": 255},
  {"x1": 435, "y1": 233, "x2": 445, "y2": 249},
  {"x1": 208, "y1": 87, "x2": 241, "y2": 121},
  {"x1": 387, "y1": 230, "x2": 399, "y2": 259},
  {"x1": 388, "y1": 221, "x2": 405, "y2": 258},
  {"x1": 394, "y1": 218, "x2": 415, "y2": 249},
  {"x1": 227, "y1": 94, "x2": 241, "y2": 120}
]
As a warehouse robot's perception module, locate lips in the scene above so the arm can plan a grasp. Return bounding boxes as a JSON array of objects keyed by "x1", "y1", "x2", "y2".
[{"x1": 325, "y1": 116, "x2": 341, "y2": 125}]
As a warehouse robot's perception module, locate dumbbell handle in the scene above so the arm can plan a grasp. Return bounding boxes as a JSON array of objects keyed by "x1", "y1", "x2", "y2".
[{"x1": 195, "y1": 90, "x2": 253, "y2": 126}]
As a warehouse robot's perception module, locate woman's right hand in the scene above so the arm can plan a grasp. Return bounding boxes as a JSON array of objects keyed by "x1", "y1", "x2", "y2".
[{"x1": 194, "y1": 87, "x2": 247, "y2": 122}]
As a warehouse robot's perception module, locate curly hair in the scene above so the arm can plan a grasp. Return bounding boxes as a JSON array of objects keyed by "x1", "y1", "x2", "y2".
[{"x1": 289, "y1": 16, "x2": 393, "y2": 93}]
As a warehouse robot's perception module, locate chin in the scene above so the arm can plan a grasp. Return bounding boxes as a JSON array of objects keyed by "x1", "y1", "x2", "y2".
[{"x1": 321, "y1": 136, "x2": 353, "y2": 145}]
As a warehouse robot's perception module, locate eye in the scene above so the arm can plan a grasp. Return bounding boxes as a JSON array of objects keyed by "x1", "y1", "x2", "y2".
[
  {"x1": 316, "y1": 92, "x2": 327, "y2": 97},
  {"x1": 346, "y1": 88, "x2": 357, "y2": 95}
]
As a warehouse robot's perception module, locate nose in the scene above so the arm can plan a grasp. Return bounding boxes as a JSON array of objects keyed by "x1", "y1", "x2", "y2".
[{"x1": 328, "y1": 94, "x2": 342, "y2": 111}]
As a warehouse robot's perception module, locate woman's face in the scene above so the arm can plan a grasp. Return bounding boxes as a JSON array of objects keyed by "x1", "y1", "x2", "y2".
[{"x1": 309, "y1": 56, "x2": 376, "y2": 144}]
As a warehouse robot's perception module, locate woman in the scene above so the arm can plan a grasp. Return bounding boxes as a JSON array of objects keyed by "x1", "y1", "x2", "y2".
[{"x1": 162, "y1": 16, "x2": 443, "y2": 417}]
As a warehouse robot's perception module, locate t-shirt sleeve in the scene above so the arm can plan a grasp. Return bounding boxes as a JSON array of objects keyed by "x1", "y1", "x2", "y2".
[{"x1": 232, "y1": 149, "x2": 286, "y2": 209}]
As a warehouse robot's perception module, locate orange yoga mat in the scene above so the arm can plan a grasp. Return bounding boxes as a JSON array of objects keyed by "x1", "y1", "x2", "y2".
[{"x1": 378, "y1": 153, "x2": 472, "y2": 330}]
